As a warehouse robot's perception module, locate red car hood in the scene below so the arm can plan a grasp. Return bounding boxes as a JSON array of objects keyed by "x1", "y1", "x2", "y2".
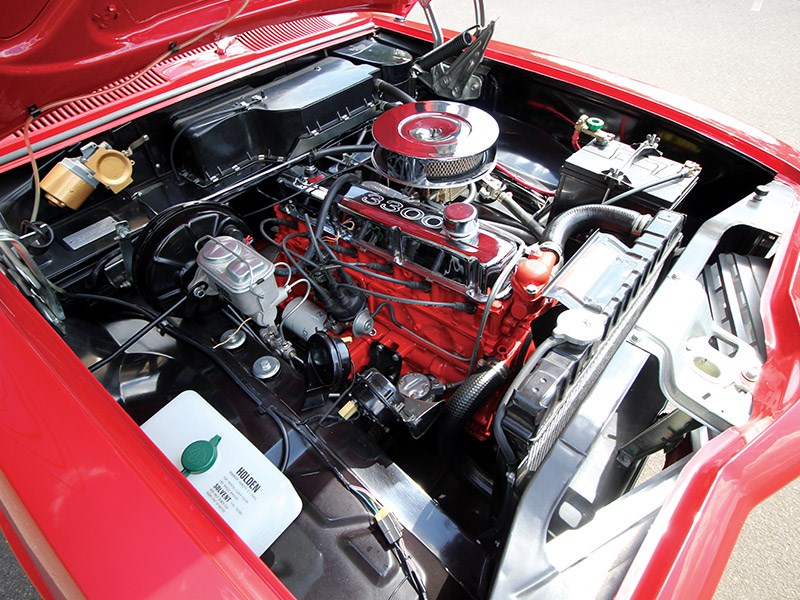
[{"x1": 0, "y1": 0, "x2": 416, "y2": 136}]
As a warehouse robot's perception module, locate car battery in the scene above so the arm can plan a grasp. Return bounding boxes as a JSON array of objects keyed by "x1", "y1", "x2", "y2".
[{"x1": 551, "y1": 139, "x2": 700, "y2": 217}]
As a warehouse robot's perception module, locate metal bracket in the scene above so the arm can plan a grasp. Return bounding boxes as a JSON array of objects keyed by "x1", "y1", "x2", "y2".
[
  {"x1": 417, "y1": 20, "x2": 495, "y2": 101},
  {"x1": 616, "y1": 410, "x2": 700, "y2": 467},
  {"x1": 629, "y1": 274, "x2": 759, "y2": 432},
  {"x1": 605, "y1": 133, "x2": 661, "y2": 186},
  {"x1": 626, "y1": 182, "x2": 799, "y2": 432},
  {"x1": 103, "y1": 256, "x2": 132, "y2": 289},
  {"x1": 114, "y1": 220, "x2": 135, "y2": 282},
  {"x1": 123, "y1": 134, "x2": 150, "y2": 157},
  {"x1": 0, "y1": 228, "x2": 65, "y2": 332}
]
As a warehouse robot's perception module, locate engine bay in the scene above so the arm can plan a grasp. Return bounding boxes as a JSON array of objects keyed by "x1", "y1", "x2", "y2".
[{"x1": 0, "y1": 23, "x2": 781, "y2": 600}]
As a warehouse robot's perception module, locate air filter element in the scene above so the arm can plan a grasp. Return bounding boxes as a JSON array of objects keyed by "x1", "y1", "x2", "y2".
[{"x1": 371, "y1": 101, "x2": 498, "y2": 189}]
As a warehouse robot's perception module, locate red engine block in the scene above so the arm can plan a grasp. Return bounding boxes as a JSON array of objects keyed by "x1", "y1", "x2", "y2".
[{"x1": 272, "y1": 214, "x2": 554, "y2": 438}]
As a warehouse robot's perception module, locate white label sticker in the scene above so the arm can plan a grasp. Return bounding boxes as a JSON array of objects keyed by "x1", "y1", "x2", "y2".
[
  {"x1": 63, "y1": 216, "x2": 116, "y2": 250},
  {"x1": 204, "y1": 467, "x2": 261, "y2": 517}
]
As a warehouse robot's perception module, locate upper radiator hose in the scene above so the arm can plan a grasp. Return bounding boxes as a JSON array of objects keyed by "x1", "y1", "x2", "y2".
[
  {"x1": 540, "y1": 204, "x2": 652, "y2": 259},
  {"x1": 315, "y1": 173, "x2": 362, "y2": 240}
]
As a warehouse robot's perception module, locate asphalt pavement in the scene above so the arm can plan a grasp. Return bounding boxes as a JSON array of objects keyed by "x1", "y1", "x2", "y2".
[{"x1": 2, "y1": 1, "x2": 799, "y2": 598}]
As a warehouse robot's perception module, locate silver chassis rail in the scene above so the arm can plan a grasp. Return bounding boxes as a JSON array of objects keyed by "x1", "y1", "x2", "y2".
[{"x1": 630, "y1": 181, "x2": 797, "y2": 431}]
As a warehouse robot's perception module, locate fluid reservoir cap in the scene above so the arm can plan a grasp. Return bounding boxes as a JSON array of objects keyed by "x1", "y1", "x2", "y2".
[
  {"x1": 181, "y1": 434, "x2": 221, "y2": 475},
  {"x1": 553, "y1": 309, "x2": 607, "y2": 346},
  {"x1": 398, "y1": 372, "x2": 432, "y2": 400},
  {"x1": 83, "y1": 146, "x2": 134, "y2": 193}
]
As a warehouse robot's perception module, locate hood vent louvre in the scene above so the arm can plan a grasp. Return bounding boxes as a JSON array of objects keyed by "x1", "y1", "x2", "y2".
[
  {"x1": 6, "y1": 16, "x2": 343, "y2": 142},
  {"x1": 238, "y1": 17, "x2": 338, "y2": 51},
  {"x1": 12, "y1": 70, "x2": 168, "y2": 138}
]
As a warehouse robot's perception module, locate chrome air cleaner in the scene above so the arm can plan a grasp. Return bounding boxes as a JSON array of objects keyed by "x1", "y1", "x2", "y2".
[{"x1": 371, "y1": 101, "x2": 499, "y2": 189}]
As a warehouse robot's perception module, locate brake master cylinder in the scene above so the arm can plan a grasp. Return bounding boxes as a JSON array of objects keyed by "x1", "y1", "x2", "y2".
[{"x1": 194, "y1": 235, "x2": 287, "y2": 327}]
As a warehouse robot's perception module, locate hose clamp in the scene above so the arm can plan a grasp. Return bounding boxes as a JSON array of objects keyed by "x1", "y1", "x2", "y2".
[{"x1": 630, "y1": 214, "x2": 652, "y2": 237}]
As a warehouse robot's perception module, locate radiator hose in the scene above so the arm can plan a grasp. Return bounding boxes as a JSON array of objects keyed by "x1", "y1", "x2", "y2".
[
  {"x1": 439, "y1": 361, "x2": 509, "y2": 462},
  {"x1": 541, "y1": 204, "x2": 651, "y2": 259}
]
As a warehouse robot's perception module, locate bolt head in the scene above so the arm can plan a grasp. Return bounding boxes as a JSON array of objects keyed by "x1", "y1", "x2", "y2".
[
  {"x1": 253, "y1": 356, "x2": 281, "y2": 380},
  {"x1": 754, "y1": 185, "x2": 770, "y2": 200},
  {"x1": 742, "y1": 365, "x2": 762, "y2": 382}
]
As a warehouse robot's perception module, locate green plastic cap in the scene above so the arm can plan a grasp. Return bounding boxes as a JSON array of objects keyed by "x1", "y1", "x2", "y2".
[
  {"x1": 181, "y1": 435, "x2": 221, "y2": 476},
  {"x1": 586, "y1": 117, "x2": 605, "y2": 132}
]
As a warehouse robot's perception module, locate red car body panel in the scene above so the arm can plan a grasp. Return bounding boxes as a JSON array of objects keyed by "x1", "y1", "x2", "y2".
[
  {"x1": 0, "y1": 272, "x2": 294, "y2": 599},
  {"x1": 0, "y1": 13, "x2": 380, "y2": 171},
  {"x1": 0, "y1": 9, "x2": 798, "y2": 600},
  {"x1": 0, "y1": 0, "x2": 416, "y2": 136}
]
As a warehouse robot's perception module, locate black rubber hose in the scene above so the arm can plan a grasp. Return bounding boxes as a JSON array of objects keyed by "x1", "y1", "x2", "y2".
[
  {"x1": 266, "y1": 406, "x2": 291, "y2": 473},
  {"x1": 458, "y1": 457, "x2": 494, "y2": 497},
  {"x1": 310, "y1": 144, "x2": 375, "y2": 160},
  {"x1": 315, "y1": 173, "x2": 361, "y2": 241},
  {"x1": 541, "y1": 204, "x2": 650, "y2": 258},
  {"x1": 415, "y1": 30, "x2": 473, "y2": 71},
  {"x1": 62, "y1": 292, "x2": 159, "y2": 319},
  {"x1": 493, "y1": 403, "x2": 517, "y2": 467},
  {"x1": 374, "y1": 78, "x2": 416, "y2": 104},
  {"x1": 499, "y1": 194, "x2": 545, "y2": 238},
  {"x1": 439, "y1": 361, "x2": 509, "y2": 461},
  {"x1": 302, "y1": 213, "x2": 351, "y2": 289}
]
